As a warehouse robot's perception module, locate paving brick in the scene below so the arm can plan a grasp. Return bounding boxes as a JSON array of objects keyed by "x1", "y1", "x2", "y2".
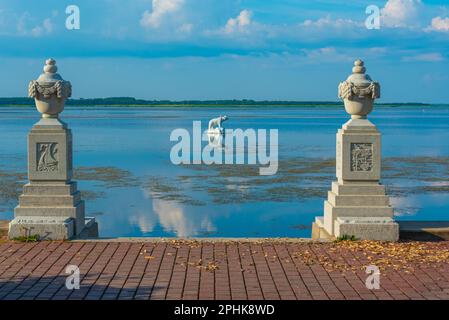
[{"x1": 1, "y1": 240, "x2": 448, "y2": 300}]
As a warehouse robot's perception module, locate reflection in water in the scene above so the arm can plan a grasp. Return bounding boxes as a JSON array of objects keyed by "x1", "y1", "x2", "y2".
[
  {"x1": 207, "y1": 132, "x2": 225, "y2": 150},
  {"x1": 391, "y1": 197, "x2": 420, "y2": 217},
  {"x1": 136, "y1": 189, "x2": 216, "y2": 237},
  {"x1": 129, "y1": 210, "x2": 155, "y2": 233}
]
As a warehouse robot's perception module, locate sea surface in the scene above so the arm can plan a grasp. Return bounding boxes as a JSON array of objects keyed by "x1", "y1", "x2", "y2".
[{"x1": 1, "y1": 105, "x2": 448, "y2": 238}]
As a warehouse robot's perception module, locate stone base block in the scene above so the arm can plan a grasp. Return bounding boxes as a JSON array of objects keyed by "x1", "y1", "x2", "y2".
[
  {"x1": 23, "y1": 182, "x2": 78, "y2": 196},
  {"x1": 334, "y1": 217, "x2": 399, "y2": 241},
  {"x1": 331, "y1": 181, "x2": 386, "y2": 195},
  {"x1": 327, "y1": 191, "x2": 390, "y2": 207},
  {"x1": 15, "y1": 201, "x2": 85, "y2": 235},
  {"x1": 8, "y1": 216, "x2": 75, "y2": 240},
  {"x1": 322, "y1": 179, "x2": 396, "y2": 241},
  {"x1": 14, "y1": 181, "x2": 86, "y2": 237},
  {"x1": 323, "y1": 199, "x2": 394, "y2": 235},
  {"x1": 18, "y1": 192, "x2": 81, "y2": 206}
]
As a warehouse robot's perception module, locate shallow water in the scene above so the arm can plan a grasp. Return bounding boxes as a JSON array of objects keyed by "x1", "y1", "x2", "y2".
[{"x1": 1, "y1": 105, "x2": 448, "y2": 238}]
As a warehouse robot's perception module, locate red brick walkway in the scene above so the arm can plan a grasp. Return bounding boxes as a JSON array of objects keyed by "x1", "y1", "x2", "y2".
[{"x1": 0, "y1": 240, "x2": 448, "y2": 300}]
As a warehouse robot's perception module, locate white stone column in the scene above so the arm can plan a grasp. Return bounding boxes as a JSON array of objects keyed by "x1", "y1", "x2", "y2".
[
  {"x1": 9, "y1": 59, "x2": 98, "y2": 240},
  {"x1": 314, "y1": 59, "x2": 399, "y2": 241}
]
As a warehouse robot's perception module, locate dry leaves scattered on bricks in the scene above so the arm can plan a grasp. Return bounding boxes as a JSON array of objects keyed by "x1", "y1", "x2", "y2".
[
  {"x1": 335, "y1": 240, "x2": 449, "y2": 272},
  {"x1": 292, "y1": 241, "x2": 449, "y2": 273}
]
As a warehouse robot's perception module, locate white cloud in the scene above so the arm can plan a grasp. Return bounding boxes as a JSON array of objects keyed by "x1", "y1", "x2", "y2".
[
  {"x1": 291, "y1": 16, "x2": 363, "y2": 41},
  {"x1": 301, "y1": 47, "x2": 353, "y2": 63},
  {"x1": 427, "y1": 16, "x2": 449, "y2": 32},
  {"x1": 224, "y1": 9, "x2": 252, "y2": 34},
  {"x1": 403, "y1": 53, "x2": 445, "y2": 62},
  {"x1": 140, "y1": 0, "x2": 184, "y2": 28},
  {"x1": 423, "y1": 72, "x2": 449, "y2": 83},
  {"x1": 301, "y1": 16, "x2": 360, "y2": 28},
  {"x1": 31, "y1": 18, "x2": 53, "y2": 37},
  {"x1": 381, "y1": 0, "x2": 422, "y2": 28},
  {"x1": 17, "y1": 13, "x2": 53, "y2": 37},
  {"x1": 178, "y1": 23, "x2": 193, "y2": 33}
]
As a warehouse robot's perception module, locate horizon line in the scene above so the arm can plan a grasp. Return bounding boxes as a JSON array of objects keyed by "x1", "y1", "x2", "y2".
[{"x1": 0, "y1": 97, "x2": 445, "y2": 106}]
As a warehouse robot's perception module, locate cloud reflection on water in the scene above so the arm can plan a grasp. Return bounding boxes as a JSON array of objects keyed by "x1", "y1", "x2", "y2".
[{"x1": 134, "y1": 189, "x2": 216, "y2": 237}]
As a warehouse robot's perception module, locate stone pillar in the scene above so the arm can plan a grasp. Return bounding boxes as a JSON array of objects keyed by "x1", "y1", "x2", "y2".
[
  {"x1": 314, "y1": 59, "x2": 399, "y2": 241},
  {"x1": 8, "y1": 59, "x2": 98, "y2": 240}
]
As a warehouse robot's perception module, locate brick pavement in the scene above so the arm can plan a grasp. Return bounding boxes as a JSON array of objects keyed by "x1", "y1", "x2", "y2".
[{"x1": 0, "y1": 239, "x2": 448, "y2": 300}]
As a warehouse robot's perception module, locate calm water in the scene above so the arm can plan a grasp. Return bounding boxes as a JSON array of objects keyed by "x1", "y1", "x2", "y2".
[{"x1": 1, "y1": 105, "x2": 449, "y2": 238}]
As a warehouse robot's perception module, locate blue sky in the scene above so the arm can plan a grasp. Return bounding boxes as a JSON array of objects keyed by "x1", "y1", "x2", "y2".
[{"x1": 1, "y1": 0, "x2": 449, "y2": 102}]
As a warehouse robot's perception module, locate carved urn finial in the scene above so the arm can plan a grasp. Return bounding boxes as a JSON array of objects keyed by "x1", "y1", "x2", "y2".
[
  {"x1": 28, "y1": 58, "x2": 72, "y2": 118},
  {"x1": 338, "y1": 59, "x2": 380, "y2": 119}
]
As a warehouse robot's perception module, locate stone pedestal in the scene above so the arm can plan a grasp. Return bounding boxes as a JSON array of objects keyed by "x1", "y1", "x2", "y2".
[
  {"x1": 314, "y1": 59, "x2": 399, "y2": 241},
  {"x1": 8, "y1": 59, "x2": 97, "y2": 240}
]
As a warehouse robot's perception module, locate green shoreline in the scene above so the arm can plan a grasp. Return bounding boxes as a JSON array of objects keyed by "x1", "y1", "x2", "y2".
[{"x1": 0, "y1": 97, "x2": 443, "y2": 108}]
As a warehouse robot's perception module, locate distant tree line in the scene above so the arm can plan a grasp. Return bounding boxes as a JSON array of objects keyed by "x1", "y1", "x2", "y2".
[{"x1": 0, "y1": 97, "x2": 434, "y2": 107}]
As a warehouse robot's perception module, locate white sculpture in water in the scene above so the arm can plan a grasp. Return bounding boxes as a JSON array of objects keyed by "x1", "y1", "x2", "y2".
[{"x1": 208, "y1": 115, "x2": 228, "y2": 134}]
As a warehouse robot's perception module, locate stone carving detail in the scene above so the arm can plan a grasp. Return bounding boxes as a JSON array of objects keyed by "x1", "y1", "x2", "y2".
[
  {"x1": 37, "y1": 143, "x2": 59, "y2": 172},
  {"x1": 351, "y1": 143, "x2": 373, "y2": 172},
  {"x1": 338, "y1": 81, "x2": 380, "y2": 100},
  {"x1": 28, "y1": 80, "x2": 72, "y2": 99}
]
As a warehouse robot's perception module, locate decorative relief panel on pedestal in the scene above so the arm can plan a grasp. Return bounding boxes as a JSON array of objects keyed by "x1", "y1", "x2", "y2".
[
  {"x1": 350, "y1": 143, "x2": 373, "y2": 172},
  {"x1": 37, "y1": 143, "x2": 59, "y2": 172}
]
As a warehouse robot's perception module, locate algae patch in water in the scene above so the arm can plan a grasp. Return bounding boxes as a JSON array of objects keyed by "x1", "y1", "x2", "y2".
[
  {"x1": 0, "y1": 157, "x2": 448, "y2": 213},
  {"x1": 145, "y1": 176, "x2": 206, "y2": 206},
  {"x1": 156, "y1": 156, "x2": 449, "y2": 205},
  {"x1": 383, "y1": 156, "x2": 449, "y2": 197},
  {"x1": 0, "y1": 166, "x2": 139, "y2": 213},
  {"x1": 174, "y1": 158, "x2": 334, "y2": 204},
  {"x1": 74, "y1": 166, "x2": 140, "y2": 188},
  {"x1": 80, "y1": 190, "x2": 106, "y2": 201}
]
